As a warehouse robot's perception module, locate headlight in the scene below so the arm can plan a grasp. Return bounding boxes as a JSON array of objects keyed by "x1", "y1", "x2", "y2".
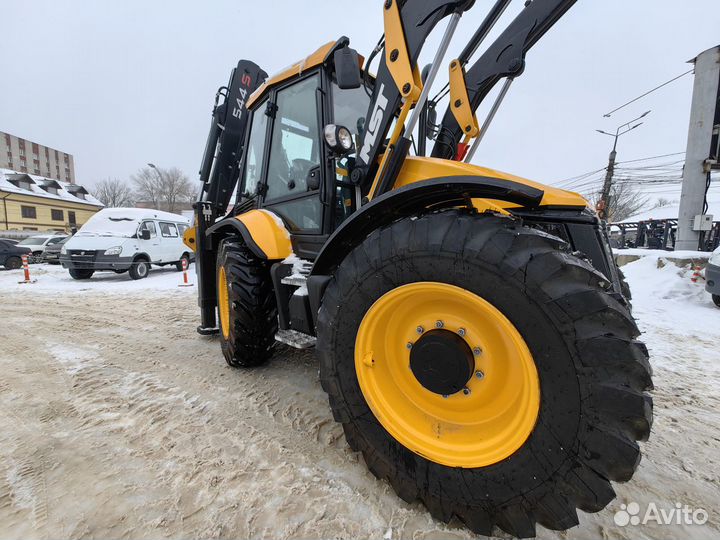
[
  {"x1": 60, "y1": 245, "x2": 67, "y2": 254},
  {"x1": 104, "y1": 246, "x2": 123, "y2": 256},
  {"x1": 710, "y1": 251, "x2": 720, "y2": 266},
  {"x1": 323, "y1": 124, "x2": 354, "y2": 154}
]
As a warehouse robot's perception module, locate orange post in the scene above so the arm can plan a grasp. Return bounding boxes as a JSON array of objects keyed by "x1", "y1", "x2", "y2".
[
  {"x1": 691, "y1": 265, "x2": 705, "y2": 283},
  {"x1": 178, "y1": 257, "x2": 194, "y2": 287},
  {"x1": 18, "y1": 254, "x2": 36, "y2": 284}
]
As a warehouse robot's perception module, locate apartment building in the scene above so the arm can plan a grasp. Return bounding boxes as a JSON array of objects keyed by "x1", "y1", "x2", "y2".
[{"x1": 0, "y1": 131, "x2": 76, "y2": 184}]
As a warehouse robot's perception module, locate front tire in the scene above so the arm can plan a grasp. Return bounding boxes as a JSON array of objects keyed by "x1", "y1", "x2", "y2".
[
  {"x1": 713, "y1": 294, "x2": 720, "y2": 308},
  {"x1": 69, "y1": 269, "x2": 94, "y2": 280},
  {"x1": 216, "y1": 236, "x2": 277, "y2": 367},
  {"x1": 317, "y1": 211, "x2": 653, "y2": 538},
  {"x1": 129, "y1": 259, "x2": 150, "y2": 280}
]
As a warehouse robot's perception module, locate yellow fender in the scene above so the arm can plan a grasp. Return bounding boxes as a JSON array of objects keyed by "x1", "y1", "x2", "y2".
[{"x1": 232, "y1": 209, "x2": 293, "y2": 260}]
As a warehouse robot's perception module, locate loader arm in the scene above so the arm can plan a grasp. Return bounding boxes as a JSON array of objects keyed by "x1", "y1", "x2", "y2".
[
  {"x1": 431, "y1": 0, "x2": 577, "y2": 160},
  {"x1": 353, "y1": 0, "x2": 474, "y2": 195}
]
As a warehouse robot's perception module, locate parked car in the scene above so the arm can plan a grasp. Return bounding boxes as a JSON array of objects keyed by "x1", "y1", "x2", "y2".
[
  {"x1": 4, "y1": 239, "x2": 19, "y2": 245},
  {"x1": 43, "y1": 236, "x2": 72, "y2": 264},
  {"x1": 706, "y1": 246, "x2": 720, "y2": 308},
  {"x1": 59, "y1": 208, "x2": 192, "y2": 280},
  {"x1": 17, "y1": 234, "x2": 68, "y2": 261},
  {"x1": 0, "y1": 238, "x2": 32, "y2": 270}
]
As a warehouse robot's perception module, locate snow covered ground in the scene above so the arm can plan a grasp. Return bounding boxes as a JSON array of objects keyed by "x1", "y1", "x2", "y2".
[
  {"x1": 0, "y1": 258, "x2": 718, "y2": 539},
  {"x1": 0, "y1": 261, "x2": 197, "y2": 294}
]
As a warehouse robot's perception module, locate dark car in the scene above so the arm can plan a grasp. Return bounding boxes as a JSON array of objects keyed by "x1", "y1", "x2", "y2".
[
  {"x1": 0, "y1": 239, "x2": 32, "y2": 270},
  {"x1": 43, "y1": 236, "x2": 71, "y2": 264}
]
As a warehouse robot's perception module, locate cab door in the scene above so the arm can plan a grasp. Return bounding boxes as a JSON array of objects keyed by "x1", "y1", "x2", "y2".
[
  {"x1": 138, "y1": 220, "x2": 160, "y2": 261},
  {"x1": 257, "y1": 73, "x2": 326, "y2": 258}
]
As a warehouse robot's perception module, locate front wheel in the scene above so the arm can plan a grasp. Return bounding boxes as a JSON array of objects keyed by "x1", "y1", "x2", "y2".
[
  {"x1": 128, "y1": 260, "x2": 150, "y2": 280},
  {"x1": 713, "y1": 294, "x2": 720, "y2": 308},
  {"x1": 69, "y1": 269, "x2": 94, "y2": 280},
  {"x1": 216, "y1": 236, "x2": 277, "y2": 367},
  {"x1": 317, "y1": 211, "x2": 653, "y2": 538}
]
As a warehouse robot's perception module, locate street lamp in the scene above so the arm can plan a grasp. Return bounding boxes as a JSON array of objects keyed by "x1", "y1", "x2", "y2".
[
  {"x1": 596, "y1": 110, "x2": 651, "y2": 152},
  {"x1": 595, "y1": 111, "x2": 651, "y2": 220},
  {"x1": 147, "y1": 163, "x2": 166, "y2": 211}
]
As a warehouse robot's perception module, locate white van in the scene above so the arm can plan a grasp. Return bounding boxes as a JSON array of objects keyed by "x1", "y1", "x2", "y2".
[{"x1": 59, "y1": 208, "x2": 192, "y2": 280}]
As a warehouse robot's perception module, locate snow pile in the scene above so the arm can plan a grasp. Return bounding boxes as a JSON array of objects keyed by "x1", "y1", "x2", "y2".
[
  {"x1": 0, "y1": 263, "x2": 196, "y2": 295},
  {"x1": 622, "y1": 254, "x2": 718, "y2": 373}
]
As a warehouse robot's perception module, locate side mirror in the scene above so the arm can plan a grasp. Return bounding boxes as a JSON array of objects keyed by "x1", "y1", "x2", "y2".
[
  {"x1": 140, "y1": 229, "x2": 151, "y2": 241},
  {"x1": 334, "y1": 46, "x2": 362, "y2": 90},
  {"x1": 306, "y1": 166, "x2": 321, "y2": 191}
]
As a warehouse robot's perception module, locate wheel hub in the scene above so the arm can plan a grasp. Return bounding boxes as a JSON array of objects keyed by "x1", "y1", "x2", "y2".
[
  {"x1": 354, "y1": 281, "x2": 540, "y2": 468},
  {"x1": 409, "y1": 329, "x2": 474, "y2": 395}
]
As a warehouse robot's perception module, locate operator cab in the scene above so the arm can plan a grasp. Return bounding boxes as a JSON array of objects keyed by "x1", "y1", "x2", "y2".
[{"x1": 235, "y1": 39, "x2": 370, "y2": 259}]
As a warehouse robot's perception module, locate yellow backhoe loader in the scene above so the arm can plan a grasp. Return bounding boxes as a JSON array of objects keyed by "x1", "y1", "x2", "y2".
[{"x1": 184, "y1": 1, "x2": 653, "y2": 536}]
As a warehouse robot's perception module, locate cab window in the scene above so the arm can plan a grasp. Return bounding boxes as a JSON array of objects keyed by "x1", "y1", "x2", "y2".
[
  {"x1": 331, "y1": 80, "x2": 371, "y2": 227},
  {"x1": 240, "y1": 100, "x2": 269, "y2": 197},
  {"x1": 265, "y1": 75, "x2": 321, "y2": 201},
  {"x1": 139, "y1": 221, "x2": 157, "y2": 238},
  {"x1": 159, "y1": 222, "x2": 179, "y2": 238}
]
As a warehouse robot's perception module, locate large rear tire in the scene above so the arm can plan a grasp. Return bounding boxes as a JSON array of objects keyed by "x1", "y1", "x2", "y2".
[
  {"x1": 216, "y1": 237, "x2": 277, "y2": 368},
  {"x1": 713, "y1": 294, "x2": 720, "y2": 308},
  {"x1": 317, "y1": 211, "x2": 652, "y2": 538}
]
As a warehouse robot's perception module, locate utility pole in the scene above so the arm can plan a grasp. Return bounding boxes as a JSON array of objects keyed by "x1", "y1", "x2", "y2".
[
  {"x1": 676, "y1": 45, "x2": 720, "y2": 251},
  {"x1": 595, "y1": 111, "x2": 651, "y2": 220}
]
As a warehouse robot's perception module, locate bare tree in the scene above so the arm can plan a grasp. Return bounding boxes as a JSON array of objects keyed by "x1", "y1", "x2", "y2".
[
  {"x1": 131, "y1": 166, "x2": 194, "y2": 213},
  {"x1": 653, "y1": 197, "x2": 672, "y2": 208},
  {"x1": 92, "y1": 177, "x2": 134, "y2": 207},
  {"x1": 131, "y1": 167, "x2": 163, "y2": 209},
  {"x1": 587, "y1": 181, "x2": 649, "y2": 223},
  {"x1": 159, "y1": 167, "x2": 195, "y2": 214}
]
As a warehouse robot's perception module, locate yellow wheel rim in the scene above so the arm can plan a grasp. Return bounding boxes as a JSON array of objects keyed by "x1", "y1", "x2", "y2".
[
  {"x1": 218, "y1": 266, "x2": 230, "y2": 339},
  {"x1": 355, "y1": 282, "x2": 540, "y2": 468}
]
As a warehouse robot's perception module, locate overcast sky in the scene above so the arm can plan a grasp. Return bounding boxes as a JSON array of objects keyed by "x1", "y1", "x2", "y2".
[{"x1": 1, "y1": 0, "x2": 717, "y2": 196}]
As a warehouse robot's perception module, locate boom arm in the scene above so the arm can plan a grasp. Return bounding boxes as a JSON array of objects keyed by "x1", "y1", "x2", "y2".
[
  {"x1": 353, "y1": 0, "x2": 474, "y2": 195},
  {"x1": 431, "y1": 0, "x2": 577, "y2": 160},
  {"x1": 194, "y1": 60, "x2": 267, "y2": 333}
]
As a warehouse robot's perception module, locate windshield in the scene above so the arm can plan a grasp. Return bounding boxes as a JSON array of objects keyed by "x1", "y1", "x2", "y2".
[
  {"x1": 76, "y1": 214, "x2": 141, "y2": 238},
  {"x1": 19, "y1": 237, "x2": 48, "y2": 246},
  {"x1": 332, "y1": 81, "x2": 371, "y2": 146}
]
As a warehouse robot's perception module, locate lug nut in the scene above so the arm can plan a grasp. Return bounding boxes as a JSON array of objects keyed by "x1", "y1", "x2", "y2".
[
  {"x1": 457, "y1": 327, "x2": 466, "y2": 337},
  {"x1": 435, "y1": 320, "x2": 444, "y2": 328},
  {"x1": 463, "y1": 387, "x2": 471, "y2": 396},
  {"x1": 406, "y1": 342, "x2": 413, "y2": 350},
  {"x1": 473, "y1": 347, "x2": 482, "y2": 356},
  {"x1": 475, "y1": 370, "x2": 484, "y2": 380},
  {"x1": 416, "y1": 326, "x2": 424, "y2": 334}
]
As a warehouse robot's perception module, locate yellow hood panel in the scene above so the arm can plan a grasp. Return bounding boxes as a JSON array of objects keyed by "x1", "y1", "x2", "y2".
[{"x1": 395, "y1": 157, "x2": 589, "y2": 209}]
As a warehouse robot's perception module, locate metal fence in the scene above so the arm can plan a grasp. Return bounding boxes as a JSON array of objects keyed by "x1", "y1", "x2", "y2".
[{"x1": 611, "y1": 219, "x2": 720, "y2": 251}]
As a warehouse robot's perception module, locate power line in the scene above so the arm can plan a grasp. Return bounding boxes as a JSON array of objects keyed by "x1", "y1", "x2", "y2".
[
  {"x1": 615, "y1": 151, "x2": 685, "y2": 164},
  {"x1": 603, "y1": 69, "x2": 694, "y2": 118}
]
